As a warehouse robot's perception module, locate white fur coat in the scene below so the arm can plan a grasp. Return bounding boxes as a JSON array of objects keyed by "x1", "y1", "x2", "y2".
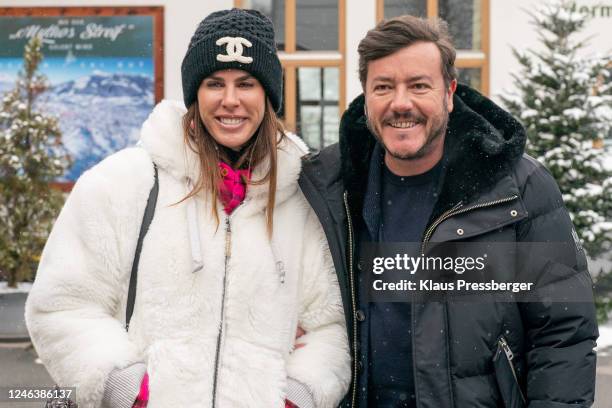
[{"x1": 25, "y1": 100, "x2": 351, "y2": 407}]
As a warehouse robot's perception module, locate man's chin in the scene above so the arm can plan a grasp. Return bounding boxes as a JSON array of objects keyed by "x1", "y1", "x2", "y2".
[
  {"x1": 386, "y1": 146, "x2": 427, "y2": 161},
  {"x1": 387, "y1": 150, "x2": 425, "y2": 161},
  {"x1": 381, "y1": 128, "x2": 446, "y2": 163},
  {"x1": 380, "y1": 134, "x2": 426, "y2": 158}
]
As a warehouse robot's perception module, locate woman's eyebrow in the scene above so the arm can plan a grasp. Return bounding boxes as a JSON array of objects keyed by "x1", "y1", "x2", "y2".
[{"x1": 236, "y1": 74, "x2": 254, "y2": 81}]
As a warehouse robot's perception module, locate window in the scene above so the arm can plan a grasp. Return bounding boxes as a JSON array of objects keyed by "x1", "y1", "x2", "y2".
[
  {"x1": 378, "y1": 0, "x2": 489, "y2": 95},
  {"x1": 457, "y1": 67, "x2": 481, "y2": 91},
  {"x1": 297, "y1": 67, "x2": 339, "y2": 148},
  {"x1": 383, "y1": 0, "x2": 427, "y2": 18},
  {"x1": 237, "y1": 0, "x2": 346, "y2": 150}
]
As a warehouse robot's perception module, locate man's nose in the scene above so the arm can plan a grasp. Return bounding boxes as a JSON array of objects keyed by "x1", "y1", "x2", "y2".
[
  {"x1": 390, "y1": 88, "x2": 414, "y2": 112},
  {"x1": 221, "y1": 85, "x2": 240, "y2": 108}
]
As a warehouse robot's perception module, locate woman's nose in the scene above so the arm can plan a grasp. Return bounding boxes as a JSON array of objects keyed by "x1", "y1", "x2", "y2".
[{"x1": 221, "y1": 86, "x2": 240, "y2": 108}]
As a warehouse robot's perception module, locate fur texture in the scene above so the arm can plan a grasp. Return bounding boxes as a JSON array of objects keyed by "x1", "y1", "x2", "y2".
[{"x1": 25, "y1": 100, "x2": 350, "y2": 408}]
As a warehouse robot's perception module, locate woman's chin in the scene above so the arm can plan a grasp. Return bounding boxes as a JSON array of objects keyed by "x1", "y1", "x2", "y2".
[{"x1": 210, "y1": 129, "x2": 254, "y2": 150}]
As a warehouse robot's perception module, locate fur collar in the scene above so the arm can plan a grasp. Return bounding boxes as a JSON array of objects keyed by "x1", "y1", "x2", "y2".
[
  {"x1": 339, "y1": 84, "x2": 527, "y2": 222},
  {"x1": 139, "y1": 100, "x2": 309, "y2": 213}
]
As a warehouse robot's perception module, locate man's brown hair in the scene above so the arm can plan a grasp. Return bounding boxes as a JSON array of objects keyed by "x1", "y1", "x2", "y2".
[{"x1": 358, "y1": 15, "x2": 458, "y2": 88}]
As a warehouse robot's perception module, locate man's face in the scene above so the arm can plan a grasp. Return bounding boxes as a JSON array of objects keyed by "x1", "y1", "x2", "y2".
[{"x1": 364, "y1": 42, "x2": 457, "y2": 165}]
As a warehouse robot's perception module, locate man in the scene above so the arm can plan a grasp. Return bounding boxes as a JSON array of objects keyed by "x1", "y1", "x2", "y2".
[{"x1": 299, "y1": 15, "x2": 598, "y2": 408}]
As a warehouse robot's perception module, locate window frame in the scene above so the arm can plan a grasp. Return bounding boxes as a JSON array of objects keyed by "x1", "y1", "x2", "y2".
[
  {"x1": 235, "y1": 0, "x2": 346, "y2": 132},
  {"x1": 376, "y1": 0, "x2": 490, "y2": 95}
]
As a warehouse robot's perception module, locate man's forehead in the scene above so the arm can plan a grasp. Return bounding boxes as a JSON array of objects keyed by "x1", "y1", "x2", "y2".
[{"x1": 367, "y1": 42, "x2": 443, "y2": 81}]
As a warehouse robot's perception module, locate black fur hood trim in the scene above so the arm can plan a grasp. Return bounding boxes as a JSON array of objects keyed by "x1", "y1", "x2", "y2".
[{"x1": 339, "y1": 83, "x2": 527, "y2": 221}]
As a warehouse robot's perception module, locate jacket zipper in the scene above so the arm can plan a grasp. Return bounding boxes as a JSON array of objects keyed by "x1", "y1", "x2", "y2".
[
  {"x1": 211, "y1": 215, "x2": 233, "y2": 408},
  {"x1": 420, "y1": 195, "x2": 519, "y2": 255},
  {"x1": 414, "y1": 194, "x2": 518, "y2": 407},
  {"x1": 343, "y1": 191, "x2": 358, "y2": 408},
  {"x1": 343, "y1": 191, "x2": 518, "y2": 406},
  {"x1": 498, "y1": 336, "x2": 526, "y2": 404}
]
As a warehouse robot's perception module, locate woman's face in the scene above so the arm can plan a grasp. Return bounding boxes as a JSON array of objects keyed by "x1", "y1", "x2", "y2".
[{"x1": 197, "y1": 69, "x2": 266, "y2": 151}]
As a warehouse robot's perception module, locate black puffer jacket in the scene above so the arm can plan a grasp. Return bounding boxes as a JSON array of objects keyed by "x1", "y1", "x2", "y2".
[{"x1": 299, "y1": 84, "x2": 598, "y2": 408}]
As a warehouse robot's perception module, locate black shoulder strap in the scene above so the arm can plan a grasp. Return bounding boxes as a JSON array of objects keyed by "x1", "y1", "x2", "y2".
[{"x1": 125, "y1": 164, "x2": 159, "y2": 331}]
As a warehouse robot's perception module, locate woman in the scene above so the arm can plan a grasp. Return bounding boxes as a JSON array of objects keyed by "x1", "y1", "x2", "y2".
[{"x1": 25, "y1": 9, "x2": 350, "y2": 408}]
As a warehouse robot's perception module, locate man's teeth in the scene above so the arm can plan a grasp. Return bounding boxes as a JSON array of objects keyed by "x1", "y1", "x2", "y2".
[
  {"x1": 220, "y1": 118, "x2": 244, "y2": 125},
  {"x1": 390, "y1": 121, "x2": 418, "y2": 128}
]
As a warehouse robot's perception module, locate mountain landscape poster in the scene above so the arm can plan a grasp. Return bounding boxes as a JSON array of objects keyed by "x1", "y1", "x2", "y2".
[{"x1": 0, "y1": 7, "x2": 164, "y2": 186}]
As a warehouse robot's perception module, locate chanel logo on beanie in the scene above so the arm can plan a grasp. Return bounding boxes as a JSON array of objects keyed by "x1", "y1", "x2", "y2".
[
  {"x1": 216, "y1": 37, "x2": 253, "y2": 64},
  {"x1": 181, "y1": 8, "x2": 283, "y2": 112}
]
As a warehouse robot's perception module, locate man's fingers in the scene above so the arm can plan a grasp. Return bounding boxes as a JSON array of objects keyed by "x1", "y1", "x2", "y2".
[{"x1": 294, "y1": 342, "x2": 306, "y2": 350}]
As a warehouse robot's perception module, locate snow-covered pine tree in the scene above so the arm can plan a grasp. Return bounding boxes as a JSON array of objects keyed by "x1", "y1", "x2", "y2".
[
  {"x1": 0, "y1": 36, "x2": 71, "y2": 287},
  {"x1": 502, "y1": 0, "x2": 612, "y2": 257}
]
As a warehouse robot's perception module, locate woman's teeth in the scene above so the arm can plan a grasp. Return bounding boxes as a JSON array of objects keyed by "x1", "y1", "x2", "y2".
[{"x1": 219, "y1": 117, "x2": 244, "y2": 125}]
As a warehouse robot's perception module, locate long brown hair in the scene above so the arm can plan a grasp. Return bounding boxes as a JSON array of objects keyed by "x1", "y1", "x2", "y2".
[{"x1": 181, "y1": 98, "x2": 285, "y2": 236}]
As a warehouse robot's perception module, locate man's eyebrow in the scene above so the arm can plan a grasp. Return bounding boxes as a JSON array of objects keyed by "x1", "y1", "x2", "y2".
[
  {"x1": 370, "y1": 76, "x2": 394, "y2": 83},
  {"x1": 370, "y1": 74, "x2": 434, "y2": 83},
  {"x1": 407, "y1": 75, "x2": 433, "y2": 82}
]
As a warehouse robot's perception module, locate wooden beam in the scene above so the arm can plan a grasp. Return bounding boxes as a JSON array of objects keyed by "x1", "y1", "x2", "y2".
[
  {"x1": 376, "y1": 0, "x2": 385, "y2": 22},
  {"x1": 427, "y1": 0, "x2": 438, "y2": 19},
  {"x1": 0, "y1": 6, "x2": 160, "y2": 17},
  {"x1": 285, "y1": 0, "x2": 296, "y2": 52},
  {"x1": 153, "y1": 7, "x2": 164, "y2": 104},
  {"x1": 283, "y1": 0, "x2": 296, "y2": 130},
  {"x1": 284, "y1": 67, "x2": 297, "y2": 132},
  {"x1": 481, "y1": 0, "x2": 490, "y2": 95},
  {"x1": 455, "y1": 59, "x2": 486, "y2": 68}
]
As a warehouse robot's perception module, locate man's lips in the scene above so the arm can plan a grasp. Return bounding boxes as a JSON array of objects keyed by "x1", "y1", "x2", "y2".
[{"x1": 387, "y1": 120, "x2": 420, "y2": 129}]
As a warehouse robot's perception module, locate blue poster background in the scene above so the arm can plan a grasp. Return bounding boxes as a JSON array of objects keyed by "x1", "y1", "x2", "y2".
[{"x1": 0, "y1": 15, "x2": 155, "y2": 182}]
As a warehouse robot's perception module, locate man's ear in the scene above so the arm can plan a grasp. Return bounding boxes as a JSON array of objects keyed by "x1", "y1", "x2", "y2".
[{"x1": 447, "y1": 79, "x2": 457, "y2": 113}]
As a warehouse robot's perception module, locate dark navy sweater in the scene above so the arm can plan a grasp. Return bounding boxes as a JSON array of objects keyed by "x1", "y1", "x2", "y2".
[{"x1": 359, "y1": 143, "x2": 442, "y2": 408}]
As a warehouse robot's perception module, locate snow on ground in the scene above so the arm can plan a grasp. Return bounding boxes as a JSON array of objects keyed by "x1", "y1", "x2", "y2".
[
  {"x1": 598, "y1": 320, "x2": 612, "y2": 356},
  {"x1": 600, "y1": 324, "x2": 612, "y2": 348},
  {"x1": 0, "y1": 282, "x2": 32, "y2": 294}
]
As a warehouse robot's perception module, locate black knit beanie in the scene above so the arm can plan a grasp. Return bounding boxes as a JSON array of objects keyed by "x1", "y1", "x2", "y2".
[{"x1": 181, "y1": 8, "x2": 283, "y2": 112}]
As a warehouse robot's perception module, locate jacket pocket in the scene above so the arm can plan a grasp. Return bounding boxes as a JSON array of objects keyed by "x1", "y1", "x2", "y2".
[
  {"x1": 493, "y1": 336, "x2": 526, "y2": 408},
  {"x1": 146, "y1": 339, "x2": 213, "y2": 407}
]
